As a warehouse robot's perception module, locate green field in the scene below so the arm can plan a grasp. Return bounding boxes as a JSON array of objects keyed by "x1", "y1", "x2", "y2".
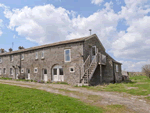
[
  {"x1": 0, "y1": 84, "x2": 103, "y2": 113},
  {"x1": 84, "y1": 76, "x2": 150, "y2": 99}
]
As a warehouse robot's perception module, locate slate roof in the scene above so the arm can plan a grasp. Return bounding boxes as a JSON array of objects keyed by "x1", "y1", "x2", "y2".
[{"x1": 0, "y1": 34, "x2": 96, "y2": 56}]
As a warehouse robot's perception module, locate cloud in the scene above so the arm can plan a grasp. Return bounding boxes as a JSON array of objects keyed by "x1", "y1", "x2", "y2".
[
  {"x1": 1, "y1": 0, "x2": 150, "y2": 72},
  {"x1": 91, "y1": 0, "x2": 104, "y2": 5}
]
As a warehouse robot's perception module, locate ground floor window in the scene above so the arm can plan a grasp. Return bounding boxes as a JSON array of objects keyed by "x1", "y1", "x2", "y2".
[
  {"x1": 10, "y1": 68, "x2": 13, "y2": 75},
  {"x1": 34, "y1": 68, "x2": 38, "y2": 73},
  {"x1": 3, "y1": 68, "x2": 6, "y2": 74}
]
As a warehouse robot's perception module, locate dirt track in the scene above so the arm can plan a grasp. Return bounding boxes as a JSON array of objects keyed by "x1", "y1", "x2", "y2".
[{"x1": 0, "y1": 80, "x2": 150, "y2": 113}]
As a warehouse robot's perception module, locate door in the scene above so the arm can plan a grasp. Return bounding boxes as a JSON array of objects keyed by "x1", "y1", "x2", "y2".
[
  {"x1": 16, "y1": 68, "x2": 18, "y2": 79},
  {"x1": 91, "y1": 46, "x2": 96, "y2": 60},
  {"x1": 52, "y1": 65, "x2": 64, "y2": 82},
  {"x1": 43, "y1": 69, "x2": 48, "y2": 82},
  {"x1": 27, "y1": 69, "x2": 30, "y2": 80}
]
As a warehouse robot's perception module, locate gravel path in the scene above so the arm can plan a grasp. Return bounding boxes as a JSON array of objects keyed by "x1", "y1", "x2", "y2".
[{"x1": 0, "y1": 80, "x2": 150, "y2": 113}]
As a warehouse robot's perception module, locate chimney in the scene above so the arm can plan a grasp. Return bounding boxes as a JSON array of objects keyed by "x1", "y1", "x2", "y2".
[
  {"x1": 9, "y1": 48, "x2": 13, "y2": 52},
  {"x1": 18, "y1": 46, "x2": 25, "y2": 50},
  {"x1": 0, "y1": 48, "x2": 5, "y2": 53}
]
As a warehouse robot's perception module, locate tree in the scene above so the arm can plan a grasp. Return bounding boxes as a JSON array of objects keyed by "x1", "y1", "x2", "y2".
[{"x1": 142, "y1": 64, "x2": 150, "y2": 78}]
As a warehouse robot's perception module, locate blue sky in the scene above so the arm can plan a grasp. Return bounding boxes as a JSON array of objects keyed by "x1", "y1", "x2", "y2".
[{"x1": 0, "y1": 0, "x2": 150, "y2": 71}]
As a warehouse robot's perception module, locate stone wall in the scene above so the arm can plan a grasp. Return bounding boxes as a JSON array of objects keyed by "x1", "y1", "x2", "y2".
[{"x1": 0, "y1": 42, "x2": 84, "y2": 85}]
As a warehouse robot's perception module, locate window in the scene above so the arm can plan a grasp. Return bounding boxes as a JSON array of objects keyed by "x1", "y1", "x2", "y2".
[
  {"x1": 3, "y1": 68, "x2": 6, "y2": 74},
  {"x1": 34, "y1": 68, "x2": 38, "y2": 73},
  {"x1": 70, "y1": 67, "x2": 75, "y2": 73},
  {"x1": 10, "y1": 68, "x2": 13, "y2": 75},
  {"x1": 92, "y1": 46, "x2": 96, "y2": 56},
  {"x1": 41, "y1": 50, "x2": 44, "y2": 59},
  {"x1": 10, "y1": 55, "x2": 13, "y2": 62},
  {"x1": 0, "y1": 57, "x2": 2, "y2": 63},
  {"x1": 53, "y1": 68, "x2": 57, "y2": 75},
  {"x1": 44, "y1": 69, "x2": 47, "y2": 74},
  {"x1": 116, "y1": 64, "x2": 119, "y2": 72},
  {"x1": 21, "y1": 68, "x2": 24, "y2": 73},
  {"x1": 21, "y1": 54, "x2": 24, "y2": 60},
  {"x1": 0, "y1": 68, "x2": 1, "y2": 75},
  {"x1": 35, "y1": 52, "x2": 38, "y2": 59},
  {"x1": 64, "y1": 49, "x2": 71, "y2": 62},
  {"x1": 59, "y1": 68, "x2": 63, "y2": 75}
]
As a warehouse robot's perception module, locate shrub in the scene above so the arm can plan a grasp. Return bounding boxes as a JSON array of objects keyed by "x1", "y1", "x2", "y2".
[{"x1": 142, "y1": 64, "x2": 150, "y2": 78}]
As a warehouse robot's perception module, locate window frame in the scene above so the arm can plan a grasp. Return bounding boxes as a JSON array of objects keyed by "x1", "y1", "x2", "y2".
[
  {"x1": 0, "y1": 68, "x2": 1, "y2": 75},
  {"x1": 116, "y1": 64, "x2": 119, "y2": 72},
  {"x1": 0, "y1": 57, "x2": 2, "y2": 63},
  {"x1": 10, "y1": 68, "x2": 13, "y2": 75},
  {"x1": 10, "y1": 55, "x2": 13, "y2": 62},
  {"x1": 70, "y1": 67, "x2": 75, "y2": 73},
  {"x1": 21, "y1": 54, "x2": 24, "y2": 60},
  {"x1": 41, "y1": 50, "x2": 44, "y2": 59},
  {"x1": 21, "y1": 68, "x2": 24, "y2": 73},
  {"x1": 35, "y1": 52, "x2": 38, "y2": 60},
  {"x1": 34, "y1": 68, "x2": 38, "y2": 73},
  {"x1": 3, "y1": 68, "x2": 6, "y2": 74},
  {"x1": 64, "y1": 49, "x2": 71, "y2": 62}
]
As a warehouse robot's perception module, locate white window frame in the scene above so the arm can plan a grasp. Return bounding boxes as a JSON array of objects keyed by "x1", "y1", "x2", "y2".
[
  {"x1": 10, "y1": 68, "x2": 13, "y2": 75},
  {"x1": 64, "y1": 49, "x2": 71, "y2": 62},
  {"x1": 34, "y1": 68, "x2": 38, "y2": 73},
  {"x1": 10, "y1": 55, "x2": 13, "y2": 62},
  {"x1": 35, "y1": 52, "x2": 38, "y2": 59},
  {"x1": 69, "y1": 67, "x2": 75, "y2": 73},
  {"x1": 0, "y1": 57, "x2": 2, "y2": 63},
  {"x1": 41, "y1": 50, "x2": 44, "y2": 59},
  {"x1": 0, "y1": 68, "x2": 1, "y2": 75},
  {"x1": 116, "y1": 64, "x2": 119, "y2": 72},
  {"x1": 21, "y1": 68, "x2": 24, "y2": 73},
  {"x1": 21, "y1": 54, "x2": 24, "y2": 60},
  {"x1": 3, "y1": 68, "x2": 6, "y2": 74}
]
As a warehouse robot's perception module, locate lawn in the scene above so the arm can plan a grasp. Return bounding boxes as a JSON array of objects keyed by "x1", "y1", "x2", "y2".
[
  {"x1": 0, "y1": 84, "x2": 103, "y2": 113},
  {"x1": 83, "y1": 75, "x2": 150, "y2": 99}
]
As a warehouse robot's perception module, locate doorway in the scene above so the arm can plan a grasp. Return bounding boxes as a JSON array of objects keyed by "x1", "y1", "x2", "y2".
[
  {"x1": 43, "y1": 69, "x2": 48, "y2": 82},
  {"x1": 52, "y1": 65, "x2": 64, "y2": 82},
  {"x1": 91, "y1": 46, "x2": 96, "y2": 61},
  {"x1": 27, "y1": 69, "x2": 30, "y2": 80}
]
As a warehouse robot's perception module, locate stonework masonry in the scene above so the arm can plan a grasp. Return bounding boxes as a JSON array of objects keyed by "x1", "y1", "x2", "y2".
[{"x1": 0, "y1": 34, "x2": 122, "y2": 85}]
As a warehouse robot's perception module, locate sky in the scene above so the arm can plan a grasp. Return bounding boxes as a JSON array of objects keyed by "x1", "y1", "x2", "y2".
[{"x1": 0, "y1": 0, "x2": 150, "y2": 72}]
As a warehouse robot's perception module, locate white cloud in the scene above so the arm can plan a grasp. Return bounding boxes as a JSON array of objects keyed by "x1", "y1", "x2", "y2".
[
  {"x1": 91, "y1": 0, "x2": 104, "y2": 5},
  {"x1": 1, "y1": 0, "x2": 150, "y2": 72}
]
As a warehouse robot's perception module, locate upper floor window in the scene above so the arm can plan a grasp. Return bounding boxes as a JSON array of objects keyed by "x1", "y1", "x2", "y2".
[
  {"x1": 21, "y1": 54, "x2": 24, "y2": 60},
  {"x1": 64, "y1": 49, "x2": 71, "y2": 62},
  {"x1": 10, "y1": 55, "x2": 13, "y2": 62},
  {"x1": 0, "y1": 68, "x2": 1, "y2": 75},
  {"x1": 41, "y1": 50, "x2": 44, "y2": 59},
  {"x1": 3, "y1": 68, "x2": 6, "y2": 74},
  {"x1": 116, "y1": 64, "x2": 119, "y2": 72},
  {"x1": 10, "y1": 68, "x2": 13, "y2": 75},
  {"x1": 35, "y1": 52, "x2": 38, "y2": 59},
  {"x1": 0, "y1": 57, "x2": 2, "y2": 63}
]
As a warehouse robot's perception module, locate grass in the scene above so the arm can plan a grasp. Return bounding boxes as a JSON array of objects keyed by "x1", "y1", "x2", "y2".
[
  {"x1": 81, "y1": 75, "x2": 150, "y2": 99},
  {"x1": 0, "y1": 83, "x2": 104, "y2": 113}
]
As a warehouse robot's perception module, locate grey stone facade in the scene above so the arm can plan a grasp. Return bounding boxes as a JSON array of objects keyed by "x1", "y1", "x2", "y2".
[{"x1": 0, "y1": 34, "x2": 122, "y2": 85}]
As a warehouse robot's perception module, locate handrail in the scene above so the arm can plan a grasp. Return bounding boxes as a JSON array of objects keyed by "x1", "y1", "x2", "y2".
[{"x1": 80, "y1": 52, "x2": 98, "y2": 81}]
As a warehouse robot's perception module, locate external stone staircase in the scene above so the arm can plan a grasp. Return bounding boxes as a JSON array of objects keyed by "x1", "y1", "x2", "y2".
[{"x1": 78, "y1": 51, "x2": 106, "y2": 86}]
